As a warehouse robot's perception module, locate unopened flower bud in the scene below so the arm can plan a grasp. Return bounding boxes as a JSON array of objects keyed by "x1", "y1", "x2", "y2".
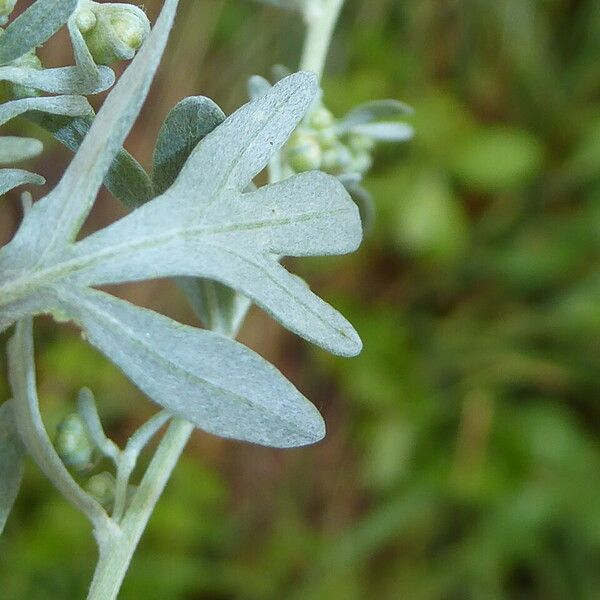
[
  {"x1": 315, "y1": 126, "x2": 337, "y2": 149},
  {"x1": 321, "y1": 142, "x2": 353, "y2": 175},
  {"x1": 308, "y1": 105, "x2": 334, "y2": 130},
  {"x1": 85, "y1": 472, "x2": 116, "y2": 507},
  {"x1": 54, "y1": 413, "x2": 94, "y2": 471},
  {"x1": 349, "y1": 133, "x2": 376, "y2": 153},
  {"x1": 285, "y1": 130, "x2": 322, "y2": 172},
  {"x1": 75, "y1": 1, "x2": 150, "y2": 65}
]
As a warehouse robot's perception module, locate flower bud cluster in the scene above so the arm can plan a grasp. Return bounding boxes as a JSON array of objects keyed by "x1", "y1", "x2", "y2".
[
  {"x1": 73, "y1": 0, "x2": 150, "y2": 65},
  {"x1": 284, "y1": 104, "x2": 375, "y2": 177}
]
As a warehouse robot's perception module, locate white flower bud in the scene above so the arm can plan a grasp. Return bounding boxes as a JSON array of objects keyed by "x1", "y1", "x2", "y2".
[
  {"x1": 315, "y1": 126, "x2": 337, "y2": 149},
  {"x1": 308, "y1": 105, "x2": 334, "y2": 130},
  {"x1": 75, "y1": 1, "x2": 150, "y2": 65},
  {"x1": 285, "y1": 130, "x2": 322, "y2": 172}
]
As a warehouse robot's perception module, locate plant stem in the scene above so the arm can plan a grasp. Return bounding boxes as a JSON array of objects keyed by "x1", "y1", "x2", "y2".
[
  {"x1": 8, "y1": 320, "x2": 114, "y2": 537},
  {"x1": 86, "y1": 418, "x2": 194, "y2": 600},
  {"x1": 299, "y1": 0, "x2": 345, "y2": 81}
]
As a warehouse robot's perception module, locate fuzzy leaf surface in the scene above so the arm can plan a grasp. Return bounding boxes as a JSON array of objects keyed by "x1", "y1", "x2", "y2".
[
  {"x1": 52, "y1": 287, "x2": 326, "y2": 448},
  {"x1": 0, "y1": 0, "x2": 79, "y2": 65}
]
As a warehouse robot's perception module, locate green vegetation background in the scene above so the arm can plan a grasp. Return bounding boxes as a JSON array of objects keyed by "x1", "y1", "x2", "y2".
[{"x1": 1, "y1": 0, "x2": 599, "y2": 598}]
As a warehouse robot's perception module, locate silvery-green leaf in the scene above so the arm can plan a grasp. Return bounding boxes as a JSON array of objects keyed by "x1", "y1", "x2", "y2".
[
  {"x1": 150, "y1": 95, "x2": 247, "y2": 332},
  {"x1": 336, "y1": 99, "x2": 413, "y2": 133},
  {"x1": 0, "y1": 136, "x2": 42, "y2": 163},
  {"x1": 53, "y1": 286, "x2": 326, "y2": 448},
  {"x1": 247, "y1": 74, "x2": 271, "y2": 100},
  {"x1": 27, "y1": 112, "x2": 152, "y2": 208},
  {"x1": 350, "y1": 122, "x2": 414, "y2": 142},
  {"x1": 0, "y1": 95, "x2": 92, "y2": 127},
  {"x1": 67, "y1": 16, "x2": 101, "y2": 82},
  {"x1": 63, "y1": 169, "x2": 362, "y2": 356},
  {"x1": 345, "y1": 181, "x2": 375, "y2": 234},
  {"x1": 152, "y1": 96, "x2": 225, "y2": 196},
  {"x1": 0, "y1": 0, "x2": 79, "y2": 65},
  {"x1": 0, "y1": 65, "x2": 115, "y2": 94},
  {"x1": 0, "y1": 400, "x2": 25, "y2": 535},
  {"x1": 2, "y1": 0, "x2": 179, "y2": 265},
  {"x1": 169, "y1": 73, "x2": 317, "y2": 199},
  {"x1": 0, "y1": 168, "x2": 44, "y2": 196}
]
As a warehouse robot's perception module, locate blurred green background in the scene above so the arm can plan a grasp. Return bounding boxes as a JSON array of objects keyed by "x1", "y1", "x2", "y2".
[{"x1": 1, "y1": 0, "x2": 600, "y2": 598}]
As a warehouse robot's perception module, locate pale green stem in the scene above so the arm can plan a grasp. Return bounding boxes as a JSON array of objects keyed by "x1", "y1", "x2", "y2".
[
  {"x1": 86, "y1": 418, "x2": 194, "y2": 600},
  {"x1": 299, "y1": 0, "x2": 345, "y2": 81},
  {"x1": 111, "y1": 410, "x2": 171, "y2": 523},
  {"x1": 8, "y1": 320, "x2": 115, "y2": 538}
]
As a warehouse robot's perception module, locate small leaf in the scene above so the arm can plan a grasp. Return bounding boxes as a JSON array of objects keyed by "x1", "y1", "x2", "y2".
[
  {"x1": 336, "y1": 99, "x2": 413, "y2": 133},
  {"x1": 0, "y1": 136, "x2": 42, "y2": 163},
  {"x1": 152, "y1": 96, "x2": 225, "y2": 196},
  {"x1": 0, "y1": 95, "x2": 92, "y2": 127},
  {"x1": 247, "y1": 74, "x2": 272, "y2": 100},
  {"x1": 27, "y1": 112, "x2": 152, "y2": 208},
  {"x1": 0, "y1": 65, "x2": 115, "y2": 94},
  {"x1": 0, "y1": 168, "x2": 45, "y2": 196},
  {"x1": 0, "y1": 0, "x2": 79, "y2": 65},
  {"x1": 54, "y1": 287, "x2": 326, "y2": 448},
  {"x1": 0, "y1": 400, "x2": 25, "y2": 535},
  {"x1": 350, "y1": 122, "x2": 414, "y2": 142},
  {"x1": 67, "y1": 16, "x2": 101, "y2": 82}
]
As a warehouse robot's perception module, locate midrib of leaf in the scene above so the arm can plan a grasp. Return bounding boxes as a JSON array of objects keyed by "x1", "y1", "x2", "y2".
[
  {"x1": 63, "y1": 289, "x2": 314, "y2": 440},
  {"x1": 0, "y1": 207, "x2": 350, "y2": 306}
]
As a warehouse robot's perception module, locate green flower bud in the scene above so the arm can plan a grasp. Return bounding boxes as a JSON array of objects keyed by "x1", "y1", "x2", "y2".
[
  {"x1": 308, "y1": 105, "x2": 334, "y2": 130},
  {"x1": 285, "y1": 130, "x2": 322, "y2": 172},
  {"x1": 315, "y1": 126, "x2": 337, "y2": 149},
  {"x1": 0, "y1": 0, "x2": 17, "y2": 25},
  {"x1": 54, "y1": 413, "x2": 94, "y2": 471},
  {"x1": 75, "y1": 1, "x2": 150, "y2": 65},
  {"x1": 349, "y1": 132, "x2": 376, "y2": 153},
  {"x1": 321, "y1": 142, "x2": 353, "y2": 175},
  {"x1": 85, "y1": 472, "x2": 116, "y2": 508}
]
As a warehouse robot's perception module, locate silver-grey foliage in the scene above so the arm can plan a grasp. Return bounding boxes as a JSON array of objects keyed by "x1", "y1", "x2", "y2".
[{"x1": 0, "y1": 0, "x2": 362, "y2": 452}]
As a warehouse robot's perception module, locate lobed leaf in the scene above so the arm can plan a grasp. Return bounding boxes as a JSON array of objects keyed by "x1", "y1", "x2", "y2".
[
  {"x1": 52, "y1": 287, "x2": 326, "y2": 448},
  {"x1": 65, "y1": 169, "x2": 362, "y2": 355}
]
